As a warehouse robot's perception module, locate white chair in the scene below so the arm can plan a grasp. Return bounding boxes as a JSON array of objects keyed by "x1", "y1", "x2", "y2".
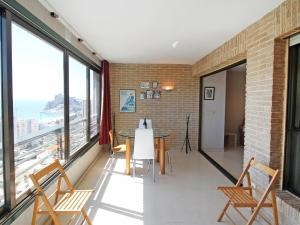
[
  {"x1": 138, "y1": 119, "x2": 152, "y2": 129},
  {"x1": 133, "y1": 128, "x2": 155, "y2": 182}
]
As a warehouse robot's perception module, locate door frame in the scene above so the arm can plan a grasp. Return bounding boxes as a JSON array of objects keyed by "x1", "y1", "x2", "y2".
[{"x1": 198, "y1": 59, "x2": 247, "y2": 184}]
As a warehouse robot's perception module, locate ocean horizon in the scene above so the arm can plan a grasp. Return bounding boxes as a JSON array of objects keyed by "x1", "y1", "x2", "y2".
[{"x1": 13, "y1": 99, "x2": 63, "y2": 121}]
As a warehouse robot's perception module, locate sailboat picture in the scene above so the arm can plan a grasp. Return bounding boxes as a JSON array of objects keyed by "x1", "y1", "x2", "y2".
[{"x1": 120, "y1": 89, "x2": 136, "y2": 112}]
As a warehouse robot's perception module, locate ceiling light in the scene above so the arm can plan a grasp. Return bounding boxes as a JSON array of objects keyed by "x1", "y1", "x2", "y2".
[{"x1": 172, "y1": 41, "x2": 179, "y2": 48}]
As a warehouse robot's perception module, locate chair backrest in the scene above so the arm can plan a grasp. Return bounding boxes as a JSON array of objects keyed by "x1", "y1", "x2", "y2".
[
  {"x1": 109, "y1": 130, "x2": 113, "y2": 147},
  {"x1": 30, "y1": 160, "x2": 74, "y2": 211},
  {"x1": 133, "y1": 128, "x2": 155, "y2": 159},
  {"x1": 236, "y1": 157, "x2": 279, "y2": 194},
  {"x1": 138, "y1": 119, "x2": 152, "y2": 129}
]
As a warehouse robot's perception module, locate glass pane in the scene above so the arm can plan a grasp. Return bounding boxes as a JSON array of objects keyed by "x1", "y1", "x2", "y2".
[
  {"x1": 90, "y1": 70, "x2": 100, "y2": 137},
  {"x1": 69, "y1": 56, "x2": 87, "y2": 155},
  {"x1": 12, "y1": 22, "x2": 64, "y2": 198},
  {"x1": 287, "y1": 132, "x2": 300, "y2": 194},
  {"x1": 294, "y1": 48, "x2": 300, "y2": 128}
]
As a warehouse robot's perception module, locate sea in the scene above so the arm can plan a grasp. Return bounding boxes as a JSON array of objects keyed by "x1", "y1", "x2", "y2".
[{"x1": 13, "y1": 100, "x2": 63, "y2": 121}]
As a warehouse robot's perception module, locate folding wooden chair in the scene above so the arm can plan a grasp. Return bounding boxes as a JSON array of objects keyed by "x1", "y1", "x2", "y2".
[
  {"x1": 217, "y1": 157, "x2": 279, "y2": 225},
  {"x1": 30, "y1": 159, "x2": 93, "y2": 225}
]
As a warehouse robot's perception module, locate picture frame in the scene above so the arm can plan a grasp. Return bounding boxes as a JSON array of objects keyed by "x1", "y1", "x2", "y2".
[
  {"x1": 152, "y1": 81, "x2": 158, "y2": 89},
  {"x1": 140, "y1": 92, "x2": 146, "y2": 99},
  {"x1": 140, "y1": 82, "x2": 145, "y2": 88},
  {"x1": 144, "y1": 82, "x2": 150, "y2": 89},
  {"x1": 146, "y1": 90, "x2": 153, "y2": 99},
  {"x1": 120, "y1": 89, "x2": 136, "y2": 112},
  {"x1": 153, "y1": 90, "x2": 161, "y2": 99},
  {"x1": 204, "y1": 87, "x2": 215, "y2": 100}
]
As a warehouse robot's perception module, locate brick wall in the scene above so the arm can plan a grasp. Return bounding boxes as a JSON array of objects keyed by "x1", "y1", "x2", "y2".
[
  {"x1": 110, "y1": 63, "x2": 199, "y2": 151},
  {"x1": 192, "y1": 0, "x2": 300, "y2": 224}
]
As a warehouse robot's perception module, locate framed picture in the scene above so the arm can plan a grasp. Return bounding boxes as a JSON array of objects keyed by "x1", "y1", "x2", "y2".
[
  {"x1": 152, "y1": 81, "x2": 158, "y2": 89},
  {"x1": 120, "y1": 89, "x2": 136, "y2": 112},
  {"x1": 204, "y1": 87, "x2": 215, "y2": 100},
  {"x1": 146, "y1": 90, "x2": 153, "y2": 99},
  {"x1": 140, "y1": 82, "x2": 145, "y2": 88},
  {"x1": 144, "y1": 82, "x2": 150, "y2": 89},
  {"x1": 140, "y1": 92, "x2": 146, "y2": 99},
  {"x1": 153, "y1": 90, "x2": 161, "y2": 99}
]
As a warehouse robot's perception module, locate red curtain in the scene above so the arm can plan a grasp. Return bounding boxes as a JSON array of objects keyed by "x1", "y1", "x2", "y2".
[{"x1": 99, "y1": 60, "x2": 112, "y2": 144}]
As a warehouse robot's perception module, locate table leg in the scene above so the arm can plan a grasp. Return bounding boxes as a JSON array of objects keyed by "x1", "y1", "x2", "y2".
[
  {"x1": 155, "y1": 138, "x2": 160, "y2": 162},
  {"x1": 126, "y1": 138, "x2": 131, "y2": 175},
  {"x1": 159, "y1": 137, "x2": 165, "y2": 174}
]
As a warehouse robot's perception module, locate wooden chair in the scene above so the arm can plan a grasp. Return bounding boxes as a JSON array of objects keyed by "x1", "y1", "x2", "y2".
[
  {"x1": 109, "y1": 130, "x2": 127, "y2": 157},
  {"x1": 30, "y1": 159, "x2": 93, "y2": 225},
  {"x1": 217, "y1": 157, "x2": 279, "y2": 225}
]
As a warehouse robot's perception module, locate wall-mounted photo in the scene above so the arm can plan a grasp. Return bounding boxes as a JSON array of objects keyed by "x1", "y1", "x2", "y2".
[
  {"x1": 146, "y1": 90, "x2": 153, "y2": 99},
  {"x1": 120, "y1": 89, "x2": 136, "y2": 112},
  {"x1": 144, "y1": 82, "x2": 150, "y2": 89},
  {"x1": 204, "y1": 87, "x2": 215, "y2": 100},
  {"x1": 140, "y1": 92, "x2": 146, "y2": 99},
  {"x1": 152, "y1": 81, "x2": 158, "y2": 88},
  {"x1": 153, "y1": 90, "x2": 161, "y2": 99}
]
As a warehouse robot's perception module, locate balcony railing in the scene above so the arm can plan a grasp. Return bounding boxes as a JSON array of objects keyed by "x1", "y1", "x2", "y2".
[{"x1": 0, "y1": 115, "x2": 99, "y2": 204}]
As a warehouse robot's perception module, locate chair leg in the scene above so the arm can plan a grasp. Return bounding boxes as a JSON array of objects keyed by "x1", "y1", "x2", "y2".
[
  {"x1": 133, "y1": 159, "x2": 136, "y2": 178},
  {"x1": 82, "y1": 208, "x2": 93, "y2": 225},
  {"x1": 153, "y1": 159, "x2": 155, "y2": 183},
  {"x1": 167, "y1": 151, "x2": 172, "y2": 172},
  {"x1": 217, "y1": 201, "x2": 230, "y2": 222},
  {"x1": 110, "y1": 152, "x2": 115, "y2": 173},
  {"x1": 271, "y1": 191, "x2": 279, "y2": 225},
  {"x1": 31, "y1": 197, "x2": 39, "y2": 225}
]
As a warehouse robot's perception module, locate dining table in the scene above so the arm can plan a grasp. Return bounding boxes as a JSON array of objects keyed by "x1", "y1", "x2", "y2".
[{"x1": 118, "y1": 128, "x2": 169, "y2": 175}]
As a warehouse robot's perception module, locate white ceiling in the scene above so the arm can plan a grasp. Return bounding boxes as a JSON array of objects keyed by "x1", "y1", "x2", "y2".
[{"x1": 43, "y1": 0, "x2": 283, "y2": 64}]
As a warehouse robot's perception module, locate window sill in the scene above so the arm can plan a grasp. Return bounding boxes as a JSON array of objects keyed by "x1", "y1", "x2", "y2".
[{"x1": 277, "y1": 190, "x2": 300, "y2": 212}]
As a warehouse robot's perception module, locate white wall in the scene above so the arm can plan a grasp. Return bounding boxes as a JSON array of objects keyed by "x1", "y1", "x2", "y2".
[
  {"x1": 201, "y1": 71, "x2": 226, "y2": 150},
  {"x1": 225, "y1": 65, "x2": 246, "y2": 145},
  {"x1": 11, "y1": 143, "x2": 102, "y2": 225}
]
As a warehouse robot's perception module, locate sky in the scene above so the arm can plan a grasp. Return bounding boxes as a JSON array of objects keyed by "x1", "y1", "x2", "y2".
[{"x1": 11, "y1": 22, "x2": 87, "y2": 101}]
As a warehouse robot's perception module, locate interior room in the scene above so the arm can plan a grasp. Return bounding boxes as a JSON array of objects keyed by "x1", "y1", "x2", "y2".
[
  {"x1": 1, "y1": 1, "x2": 300, "y2": 225},
  {"x1": 201, "y1": 63, "x2": 246, "y2": 179}
]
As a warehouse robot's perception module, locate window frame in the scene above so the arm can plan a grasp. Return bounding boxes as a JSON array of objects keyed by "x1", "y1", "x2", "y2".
[
  {"x1": 89, "y1": 69, "x2": 101, "y2": 138},
  {"x1": 0, "y1": 3, "x2": 102, "y2": 223},
  {"x1": 68, "y1": 53, "x2": 90, "y2": 156},
  {"x1": 284, "y1": 43, "x2": 300, "y2": 197}
]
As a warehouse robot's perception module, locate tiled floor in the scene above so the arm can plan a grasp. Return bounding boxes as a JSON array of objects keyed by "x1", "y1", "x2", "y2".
[
  {"x1": 75, "y1": 150, "x2": 261, "y2": 225},
  {"x1": 204, "y1": 147, "x2": 244, "y2": 179}
]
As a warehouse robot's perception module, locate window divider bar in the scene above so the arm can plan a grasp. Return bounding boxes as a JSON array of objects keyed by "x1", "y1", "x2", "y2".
[
  {"x1": 1, "y1": 10, "x2": 16, "y2": 209},
  {"x1": 64, "y1": 51, "x2": 70, "y2": 161},
  {"x1": 87, "y1": 68, "x2": 91, "y2": 141}
]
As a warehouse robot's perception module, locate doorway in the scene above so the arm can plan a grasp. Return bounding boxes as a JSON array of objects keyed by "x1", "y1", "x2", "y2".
[{"x1": 199, "y1": 63, "x2": 246, "y2": 180}]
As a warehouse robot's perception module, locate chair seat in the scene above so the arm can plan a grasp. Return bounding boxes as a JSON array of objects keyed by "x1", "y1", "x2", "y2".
[
  {"x1": 218, "y1": 187, "x2": 272, "y2": 208},
  {"x1": 54, "y1": 190, "x2": 93, "y2": 213},
  {"x1": 113, "y1": 144, "x2": 127, "y2": 152}
]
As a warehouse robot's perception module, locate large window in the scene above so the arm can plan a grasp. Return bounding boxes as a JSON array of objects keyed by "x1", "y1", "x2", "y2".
[
  {"x1": 285, "y1": 43, "x2": 300, "y2": 197},
  {"x1": 90, "y1": 70, "x2": 100, "y2": 137},
  {"x1": 69, "y1": 56, "x2": 88, "y2": 155},
  {"x1": 0, "y1": 6, "x2": 101, "y2": 217},
  {"x1": 12, "y1": 22, "x2": 64, "y2": 197}
]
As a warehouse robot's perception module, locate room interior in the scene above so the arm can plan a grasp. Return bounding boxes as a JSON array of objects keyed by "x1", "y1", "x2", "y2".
[
  {"x1": 201, "y1": 63, "x2": 246, "y2": 179},
  {"x1": 0, "y1": 1, "x2": 300, "y2": 225}
]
